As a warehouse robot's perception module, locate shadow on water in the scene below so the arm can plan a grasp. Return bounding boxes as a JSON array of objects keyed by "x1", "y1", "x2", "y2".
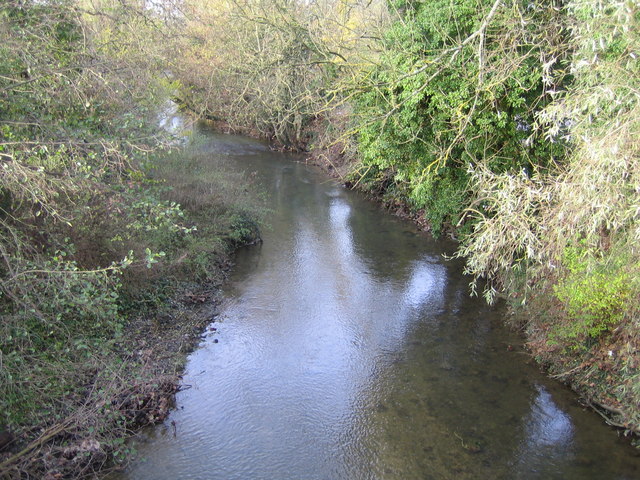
[{"x1": 114, "y1": 131, "x2": 640, "y2": 480}]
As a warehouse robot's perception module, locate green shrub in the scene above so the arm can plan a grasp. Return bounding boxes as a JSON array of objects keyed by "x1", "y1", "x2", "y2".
[
  {"x1": 409, "y1": 170, "x2": 468, "y2": 236},
  {"x1": 551, "y1": 241, "x2": 635, "y2": 348},
  {"x1": 0, "y1": 252, "x2": 126, "y2": 425},
  {"x1": 351, "y1": 0, "x2": 564, "y2": 235}
]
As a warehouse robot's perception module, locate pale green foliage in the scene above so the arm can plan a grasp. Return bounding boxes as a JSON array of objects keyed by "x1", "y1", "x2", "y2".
[
  {"x1": 552, "y1": 240, "x2": 635, "y2": 345},
  {"x1": 543, "y1": 0, "x2": 639, "y2": 252},
  {"x1": 174, "y1": 0, "x2": 322, "y2": 146},
  {"x1": 173, "y1": 0, "x2": 389, "y2": 147}
]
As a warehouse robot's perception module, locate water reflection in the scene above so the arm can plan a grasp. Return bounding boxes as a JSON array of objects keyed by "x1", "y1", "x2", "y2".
[
  {"x1": 525, "y1": 385, "x2": 574, "y2": 448},
  {"x1": 510, "y1": 385, "x2": 575, "y2": 478},
  {"x1": 115, "y1": 133, "x2": 640, "y2": 480}
]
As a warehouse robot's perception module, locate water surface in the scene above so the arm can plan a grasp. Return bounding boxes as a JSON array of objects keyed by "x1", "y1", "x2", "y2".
[{"x1": 120, "y1": 131, "x2": 639, "y2": 479}]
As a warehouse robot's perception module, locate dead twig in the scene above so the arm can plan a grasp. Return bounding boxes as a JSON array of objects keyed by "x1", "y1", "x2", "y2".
[{"x1": 0, "y1": 419, "x2": 72, "y2": 475}]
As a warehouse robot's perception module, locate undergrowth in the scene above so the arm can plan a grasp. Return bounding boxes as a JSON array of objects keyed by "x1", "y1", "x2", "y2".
[
  {"x1": 0, "y1": 127, "x2": 266, "y2": 477},
  {"x1": 0, "y1": 2, "x2": 266, "y2": 476}
]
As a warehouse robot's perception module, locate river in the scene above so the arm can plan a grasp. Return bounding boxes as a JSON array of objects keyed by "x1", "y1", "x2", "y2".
[{"x1": 117, "y1": 129, "x2": 639, "y2": 479}]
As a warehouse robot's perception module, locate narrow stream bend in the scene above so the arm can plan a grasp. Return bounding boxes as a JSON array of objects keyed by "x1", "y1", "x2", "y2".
[{"x1": 120, "y1": 131, "x2": 639, "y2": 480}]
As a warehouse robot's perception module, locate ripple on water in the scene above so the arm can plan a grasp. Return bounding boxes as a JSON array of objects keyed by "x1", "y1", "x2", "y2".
[{"x1": 114, "y1": 133, "x2": 640, "y2": 480}]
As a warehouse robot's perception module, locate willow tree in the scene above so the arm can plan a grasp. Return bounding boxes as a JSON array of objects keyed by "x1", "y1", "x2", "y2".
[{"x1": 455, "y1": 0, "x2": 639, "y2": 433}]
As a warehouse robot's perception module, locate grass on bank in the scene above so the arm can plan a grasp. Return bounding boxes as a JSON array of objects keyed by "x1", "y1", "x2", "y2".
[{"x1": 0, "y1": 129, "x2": 265, "y2": 479}]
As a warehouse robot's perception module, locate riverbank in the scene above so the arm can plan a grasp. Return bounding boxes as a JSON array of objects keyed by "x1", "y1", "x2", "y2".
[
  {"x1": 0, "y1": 130, "x2": 264, "y2": 479},
  {"x1": 0, "y1": 288, "x2": 222, "y2": 479}
]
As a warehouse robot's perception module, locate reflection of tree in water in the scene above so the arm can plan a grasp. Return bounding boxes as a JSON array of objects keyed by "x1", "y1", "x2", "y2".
[
  {"x1": 279, "y1": 157, "x2": 640, "y2": 480},
  {"x1": 325, "y1": 194, "x2": 467, "y2": 478},
  {"x1": 324, "y1": 208, "x2": 544, "y2": 478},
  {"x1": 511, "y1": 385, "x2": 575, "y2": 478},
  {"x1": 344, "y1": 197, "x2": 449, "y2": 281},
  {"x1": 121, "y1": 135, "x2": 640, "y2": 480}
]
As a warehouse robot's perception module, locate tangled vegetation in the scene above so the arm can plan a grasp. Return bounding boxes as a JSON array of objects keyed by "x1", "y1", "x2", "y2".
[
  {"x1": 1, "y1": 0, "x2": 638, "y2": 476},
  {"x1": 456, "y1": 0, "x2": 639, "y2": 434},
  {"x1": 0, "y1": 1, "x2": 263, "y2": 477},
  {"x1": 171, "y1": 0, "x2": 638, "y2": 436}
]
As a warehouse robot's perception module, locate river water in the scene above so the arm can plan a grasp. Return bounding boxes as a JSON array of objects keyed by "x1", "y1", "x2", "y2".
[{"x1": 119, "y1": 131, "x2": 639, "y2": 479}]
